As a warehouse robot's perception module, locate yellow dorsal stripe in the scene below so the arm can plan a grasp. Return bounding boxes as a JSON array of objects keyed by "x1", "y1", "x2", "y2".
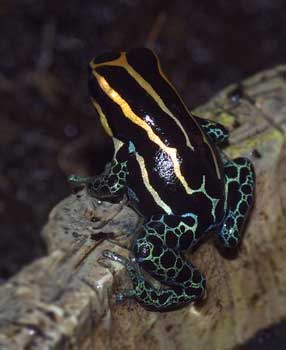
[
  {"x1": 91, "y1": 99, "x2": 113, "y2": 137},
  {"x1": 94, "y1": 71, "x2": 194, "y2": 195},
  {"x1": 135, "y1": 153, "x2": 172, "y2": 215},
  {"x1": 112, "y1": 138, "x2": 171, "y2": 214},
  {"x1": 154, "y1": 53, "x2": 222, "y2": 180},
  {"x1": 90, "y1": 52, "x2": 194, "y2": 151}
]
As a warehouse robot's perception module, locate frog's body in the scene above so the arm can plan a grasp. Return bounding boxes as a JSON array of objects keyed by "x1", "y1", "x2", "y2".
[{"x1": 70, "y1": 48, "x2": 255, "y2": 311}]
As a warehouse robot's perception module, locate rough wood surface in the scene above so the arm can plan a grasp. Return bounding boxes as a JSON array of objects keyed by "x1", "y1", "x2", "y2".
[{"x1": 0, "y1": 66, "x2": 286, "y2": 350}]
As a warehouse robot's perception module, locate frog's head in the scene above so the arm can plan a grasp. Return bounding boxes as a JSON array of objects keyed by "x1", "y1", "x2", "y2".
[{"x1": 88, "y1": 47, "x2": 166, "y2": 143}]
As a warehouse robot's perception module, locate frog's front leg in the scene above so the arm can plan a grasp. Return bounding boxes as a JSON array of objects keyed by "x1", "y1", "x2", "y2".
[
  {"x1": 105, "y1": 214, "x2": 206, "y2": 311},
  {"x1": 218, "y1": 157, "x2": 255, "y2": 248},
  {"x1": 69, "y1": 139, "x2": 129, "y2": 201},
  {"x1": 194, "y1": 115, "x2": 229, "y2": 145}
]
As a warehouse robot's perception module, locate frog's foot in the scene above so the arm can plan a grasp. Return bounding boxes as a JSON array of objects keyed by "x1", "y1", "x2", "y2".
[
  {"x1": 218, "y1": 157, "x2": 255, "y2": 249},
  {"x1": 102, "y1": 249, "x2": 143, "y2": 302},
  {"x1": 68, "y1": 174, "x2": 92, "y2": 186},
  {"x1": 68, "y1": 173, "x2": 113, "y2": 199},
  {"x1": 103, "y1": 249, "x2": 206, "y2": 311},
  {"x1": 103, "y1": 249, "x2": 130, "y2": 266},
  {"x1": 68, "y1": 163, "x2": 126, "y2": 202}
]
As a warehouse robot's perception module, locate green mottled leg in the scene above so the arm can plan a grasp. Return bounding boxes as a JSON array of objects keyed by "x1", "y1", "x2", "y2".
[
  {"x1": 86, "y1": 158, "x2": 128, "y2": 200},
  {"x1": 194, "y1": 115, "x2": 229, "y2": 144},
  {"x1": 218, "y1": 157, "x2": 255, "y2": 248},
  {"x1": 68, "y1": 140, "x2": 129, "y2": 201},
  {"x1": 103, "y1": 248, "x2": 205, "y2": 311},
  {"x1": 104, "y1": 214, "x2": 206, "y2": 311}
]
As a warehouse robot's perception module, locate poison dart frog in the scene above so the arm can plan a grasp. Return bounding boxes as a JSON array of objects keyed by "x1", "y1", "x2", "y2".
[{"x1": 69, "y1": 48, "x2": 255, "y2": 311}]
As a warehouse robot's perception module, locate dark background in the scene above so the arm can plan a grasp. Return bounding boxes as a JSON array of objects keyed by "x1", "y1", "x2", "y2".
[
  {"x1": 0, "y1": 1, "x2": 286, "y2": 348},
  {"x1": 1, "y1": 0, "x2": 286, "y2": 279}
]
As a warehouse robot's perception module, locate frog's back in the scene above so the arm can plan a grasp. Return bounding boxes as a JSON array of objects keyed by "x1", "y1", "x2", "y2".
[{"x1": 89, "y1": 48, "x2": 225, "y2": 227}]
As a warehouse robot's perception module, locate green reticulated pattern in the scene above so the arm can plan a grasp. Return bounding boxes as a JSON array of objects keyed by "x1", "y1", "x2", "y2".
[
  {"x1": 105, "y1": 248, "x2": 205, "y2": 311},
  {"x1": 219, "y1": 157, "x2": 255, "y2": 248},
  {"x1": 198, "y1": 119, "x2": 229, "y2": 144},
  {"x1": 123, "y1": 259, "x2": 205, "y2": 311},
  {"x1": 144, "y1": 214, "x2": 199, "y2": 252},
  {"x1": 89, "y1": 160, "x2": 128, "y2": 196},
  {"x1": 123, "y1": 213, "x2": 206, "y2": 310}
]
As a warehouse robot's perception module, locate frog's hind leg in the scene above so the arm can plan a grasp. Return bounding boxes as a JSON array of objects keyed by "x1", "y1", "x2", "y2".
[
  {"x1": 193, "y1": 115, "x2": 229, "y2": 145},
  {"x1": 104, "y1": 215, "x2": 206, "y2": 311},
  {"x1": 103, "y1": 247, "x2": 205, "y2": 311},
  {"x1": 218, "y1": 157, "x2": 255, "y2": 249}
]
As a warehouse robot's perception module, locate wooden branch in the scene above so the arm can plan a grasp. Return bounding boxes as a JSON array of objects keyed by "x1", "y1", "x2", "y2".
[{"x1": 0, "y1": 66, "x2": 286, "y2": 350}]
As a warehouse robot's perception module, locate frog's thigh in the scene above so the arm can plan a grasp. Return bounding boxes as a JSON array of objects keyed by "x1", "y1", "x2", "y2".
[
  {"x1": 218, "y1": 157, "x2": 255, "y2": 248},
  {"x1": 134, "y1": 215, "x2": 205, "y2": 287},
  {"x1": 118, "y1": 251, "x2": 205, "y2": 311},
  {"x1": 132, "y1": 255, "x2": 205, "y2": 311},
  {"x1": 131, "y1": 219, "x2": 206, "y2": 310},
  {"x1": 194, "y1": 115, "x2": 229, "y2": 144}
]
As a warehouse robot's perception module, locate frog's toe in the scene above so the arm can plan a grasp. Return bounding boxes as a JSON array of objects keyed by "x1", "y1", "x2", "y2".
[
  {"x1": 115, "y1": 292, "x2": 126, "y2": 303},
  {"x1": 102, "y1": 249, "x2": 129, "y2": 267},
  {"x1": 115, "y1": 289, "x2": 136, "y2": 303},
  {"x1": 68, "y1": 174, "x2": 91, "y2": 186}
]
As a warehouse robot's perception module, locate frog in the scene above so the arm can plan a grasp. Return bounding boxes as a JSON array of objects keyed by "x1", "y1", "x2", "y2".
[{"x1": 69, "y1": 47, "x2": 255, "y2": 312}]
